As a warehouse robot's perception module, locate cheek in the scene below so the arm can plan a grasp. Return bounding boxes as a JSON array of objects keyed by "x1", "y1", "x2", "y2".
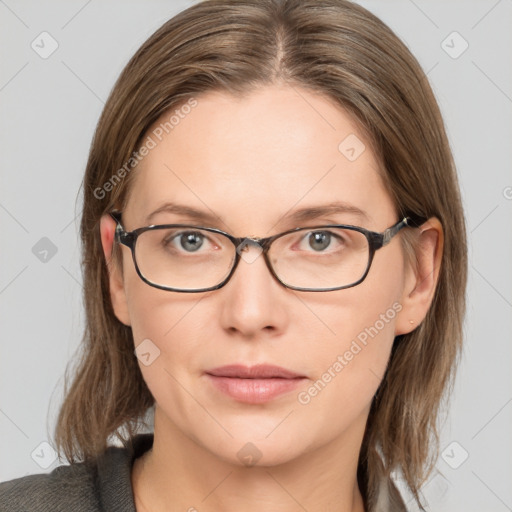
[
  {"x1": 298, "y1": 296, "x2": 399, "y2": 408},
  {"x1": 290, "y1": 309, "x2": 398, "y2": 458},
  {"x1": 123, "y1": 274, "x2": 212, "y2": 399},
  {"x1": 296, "y1": 249, "x2": 405, "y2": 422}
]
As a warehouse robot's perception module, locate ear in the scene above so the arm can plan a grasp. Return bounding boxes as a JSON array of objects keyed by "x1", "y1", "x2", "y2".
[
  {"x1": 395, "y1": 217, "x2": 443, "y2": 335},
  {"x1": 100, "y1": 214, "x2": 131, "y2": 326}
]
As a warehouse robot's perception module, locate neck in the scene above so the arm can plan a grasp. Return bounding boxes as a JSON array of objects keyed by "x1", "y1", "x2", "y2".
[{"x1": 132, "y1": 406, "x2": 367, "y2": 512}]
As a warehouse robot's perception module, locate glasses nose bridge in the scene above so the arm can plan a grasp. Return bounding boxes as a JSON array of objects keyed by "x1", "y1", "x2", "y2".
[
  {"x1": 239, "y1": 234, "x2": 273, "y2": 250},
  {"x1": 228, "y1": 234, "x2": 278, "y2": 284},
  {"x1": 230, "y1": 232, "x2": 274, "y2": 255}
]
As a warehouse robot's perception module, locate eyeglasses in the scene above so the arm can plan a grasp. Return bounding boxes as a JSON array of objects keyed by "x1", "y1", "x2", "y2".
[{"x1": 110, "y1": 211, "x2": 424, "y2": 293}]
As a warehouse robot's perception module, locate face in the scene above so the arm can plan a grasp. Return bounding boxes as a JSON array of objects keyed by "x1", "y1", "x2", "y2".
[{"x1": 103, "y1": 84, "x2": 416, "y2": 466}]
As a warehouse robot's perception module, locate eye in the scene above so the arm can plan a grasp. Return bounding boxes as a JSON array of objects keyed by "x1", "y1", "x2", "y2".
[
  {"x1": 309, "y1": 231, "x2": 331, "y2": 251},
  {"x1": 298, "y1": 230, "x2": 346, "y2": 252},
  {"x1": 164, "y1": 230, "x2": 211, "y2": 253},
  {"x1": 179, "y1": 231, "x2": 204, "y2": 252}
]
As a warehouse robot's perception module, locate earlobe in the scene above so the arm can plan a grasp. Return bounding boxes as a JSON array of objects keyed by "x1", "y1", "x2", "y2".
[
  {"x1": 99, "y1": 214, "x2": 132, "y2": 326},
  {"x1": 395, "y1": 217, "x2": 443, "y2": 335}
]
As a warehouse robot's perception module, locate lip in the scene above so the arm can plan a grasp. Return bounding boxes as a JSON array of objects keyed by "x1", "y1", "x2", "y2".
[
  {"x1": 205, "y1": 364, "x2": 307, "y2": 404},
  {"x1": 206, "y1": 364, "x2": 305, "y2": 379}
]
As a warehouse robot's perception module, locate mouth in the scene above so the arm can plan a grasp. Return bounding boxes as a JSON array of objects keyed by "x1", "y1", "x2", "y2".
[
  {"x1": 204, "y1": 364, "x2": 307, "y2": 404},
  {"x1": 206, "y1": 364, "x2": 305, "y2": 379}
]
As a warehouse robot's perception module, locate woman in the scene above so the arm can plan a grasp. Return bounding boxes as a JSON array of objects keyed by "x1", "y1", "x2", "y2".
[{"x1": 0, "y1": 0, "x2": 467, "y2": 510}]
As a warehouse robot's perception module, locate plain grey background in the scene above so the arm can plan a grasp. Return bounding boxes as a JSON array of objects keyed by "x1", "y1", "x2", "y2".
[{"x1": 1, "y1": 1, "x2": 511, "y2": 510}]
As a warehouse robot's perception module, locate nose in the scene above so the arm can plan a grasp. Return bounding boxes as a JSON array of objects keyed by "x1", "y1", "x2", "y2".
[{"x1": 218, "y1": 243, "x2": 289, "y2": 338}]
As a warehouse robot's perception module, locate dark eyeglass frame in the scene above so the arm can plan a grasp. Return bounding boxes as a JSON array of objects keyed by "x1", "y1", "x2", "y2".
[{"x1": 110, "y1": 211, "x2": 426, "y2": 293}]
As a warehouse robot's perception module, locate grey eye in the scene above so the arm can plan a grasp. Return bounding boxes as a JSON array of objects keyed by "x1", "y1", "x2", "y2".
[
  {"x1": 178, "y1": 232, "x2": 205, "y2": 252},
  {"x1": 308, "y1": 231, "x2": 332, "y2": 251}
]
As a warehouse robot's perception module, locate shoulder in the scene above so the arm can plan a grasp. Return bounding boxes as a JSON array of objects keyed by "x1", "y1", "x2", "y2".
[
  {"x1": 0, "y1": 461, "x2": 100, "y2": 512},
  {"x1": 0, "y1": 433, "x2": 154, "y2": 512}
]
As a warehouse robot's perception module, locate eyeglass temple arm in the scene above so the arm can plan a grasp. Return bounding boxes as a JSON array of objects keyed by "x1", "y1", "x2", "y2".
[
  {"x1": 381, "y1": 214, "x2": 428, "y2": 246},
  {"x1": 109, "y1": 211, "x2": 127, "y2": 244}
]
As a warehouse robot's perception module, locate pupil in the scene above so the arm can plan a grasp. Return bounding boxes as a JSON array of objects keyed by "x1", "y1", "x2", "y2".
[
  {"x1": 309, "y1": 232, "x2": 330, "y2": 251},
  {"x1": 181, "y1": 232, "x2": 203, "y2": 252}
]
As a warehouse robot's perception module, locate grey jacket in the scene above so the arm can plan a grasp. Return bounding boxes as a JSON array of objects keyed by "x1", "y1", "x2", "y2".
[{"x1": 0, "y1": 433, "x2": 153, "y2": 512}]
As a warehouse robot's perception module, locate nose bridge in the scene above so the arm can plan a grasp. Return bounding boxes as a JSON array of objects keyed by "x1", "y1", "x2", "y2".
[
  {"x1": 231, "y1": 236, "x2": 277, "y2": 285},
  {"x1": 219, "y1": 237, "x2": 288, "y2": 336},
  {"x1": 235, "y1": 234, "x2": 273, "y2": 250}
]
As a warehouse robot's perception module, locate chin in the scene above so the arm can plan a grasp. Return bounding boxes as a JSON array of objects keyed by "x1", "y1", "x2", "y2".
[{"x1": 198, "y1": 430, "x2": 309, "y2": 468}]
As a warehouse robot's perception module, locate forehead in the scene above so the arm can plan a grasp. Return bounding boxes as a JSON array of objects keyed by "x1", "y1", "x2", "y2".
[{"x1": 124, "y1": 85, "x2": 395, "y2": 232}]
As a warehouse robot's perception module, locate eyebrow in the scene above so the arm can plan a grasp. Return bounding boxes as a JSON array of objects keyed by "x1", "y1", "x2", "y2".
[{"x1": 144, "y1": 201, "x2": 370, "y2": 227}]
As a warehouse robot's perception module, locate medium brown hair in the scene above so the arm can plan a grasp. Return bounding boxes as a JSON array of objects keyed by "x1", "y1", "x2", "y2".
[{"x1": 54, "y1": 0, "x2": 467, "y2": 509}]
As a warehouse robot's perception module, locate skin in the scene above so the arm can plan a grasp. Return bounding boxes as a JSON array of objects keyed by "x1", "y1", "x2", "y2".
[{"x1": 100, "y1": 84, "x2": 443, "y2": 512}]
